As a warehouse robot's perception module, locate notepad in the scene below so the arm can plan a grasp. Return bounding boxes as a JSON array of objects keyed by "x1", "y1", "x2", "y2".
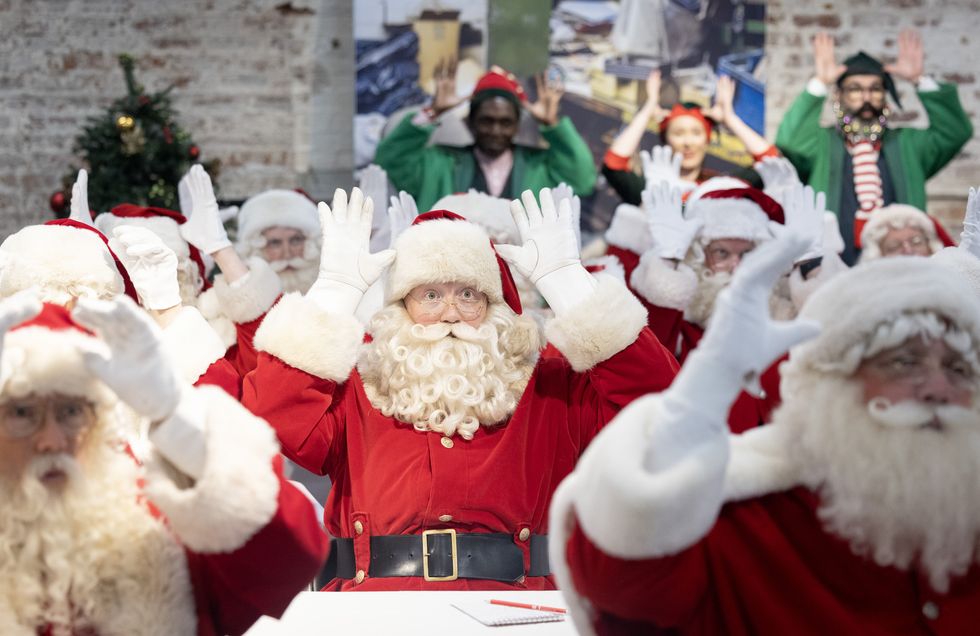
[{"x1": 452, "y1": 600, "x2": 566, "y2": 626}]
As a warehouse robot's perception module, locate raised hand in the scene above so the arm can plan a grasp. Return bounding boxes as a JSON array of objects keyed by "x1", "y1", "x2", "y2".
[
  {"x1": 884, "y1": 29, "x2": 924, "y2": 83},
  {"x1": 754, "y1": 156, "x2": 802, "y2": 207},
  {"x1": 0, "y1": 290, "x2": 43, "y2": 360},
  {"x1": 496, "y1": 188, "x2": 580, "y2": 283},
  {"x1": 109, "y1": 225, "x2": 181, "y2": 310},
  {"x1": 387, "y1": 191, "x2": 419, "y2": 249},
  {"x1": 69, "y1": 169, "x2": 94, "y2": 225},
  {"x1": 640, "y1": 146, "x2": 694, "y2": 193},
  {"x1": 705, "y1": 75, "x2": 736, "y2": 124},
  {"x1": 551, "y1": 182, "x2": 582, "y2": 250},
  {"x1": 358, "y1": 164, "x2": 389, "y2": 219},
  {"x1": 526, "y1": 72, "x2": 564, "y2": 127},
  {"x1": 780, "y1": 183, "x2": 826, "y2": 262},
  {"x1": 644, "y1": 69, "x2": 664, "y2": 113},
  {"x1": 179, "y1": 165, "x2": 231, "y2": 255},
  {"x1": 431, "y1": 57, "x2": 463, "y2": 117},
  {"x1": 813, "y1": 32, "x2": 846, "y2": 85},
  {"x1": 958, "y1": 187, "x2": 980, "y2": 258},
  {"x1": 641, "y1": 181, "x2": 702, "y2": 260}
]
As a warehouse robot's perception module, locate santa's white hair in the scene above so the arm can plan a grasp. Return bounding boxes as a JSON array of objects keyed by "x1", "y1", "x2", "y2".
[
  {"x1": 357, "y1": 303, "x2": 541, "y2": 440},
  {"x1": 776, "y1": 311, "x2": 980, "y2": 592}
]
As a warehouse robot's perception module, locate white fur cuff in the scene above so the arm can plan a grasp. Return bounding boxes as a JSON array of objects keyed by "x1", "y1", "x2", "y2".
[
  {"x1": 254, "y1": 292, "x2": 364, "y2": 382},
  {"x1": 629, "y1": 251, "x2": 698, "y2": 311},
  {"x1": 545, "y1": 276, "x2": 648, "y2": 371},
  {"x1": 144, "y1": 385, "x2": 281, "y2": 553},
  {"x1": 212, "y1": 257, "x2": 282, "y2": 323},
  {"x1": 160, "y1": 306, "x2": 228, "y2": 384}
]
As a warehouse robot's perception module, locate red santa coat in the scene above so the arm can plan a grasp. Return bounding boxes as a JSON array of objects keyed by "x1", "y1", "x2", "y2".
[
  {"x1": 242, "y1": 279, "x2": 678, "y2": 590},
  {"x1": 565, "y1": 487, "x2": 980, "y2": 635}
]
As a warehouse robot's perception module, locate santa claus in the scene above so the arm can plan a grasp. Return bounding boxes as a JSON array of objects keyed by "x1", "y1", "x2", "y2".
[
  {"x1": 242, "y1": 186, "x2": 678, "y2": 590},
  {"x1": 858, "y1": 203, "x2": 951, "y2": 262},
  {"x1": 0, "y1": 292, "x2": 327, "y2": 635},
  {"x1": 550, "y1": 232, "x2": 980, "y2": 634}
]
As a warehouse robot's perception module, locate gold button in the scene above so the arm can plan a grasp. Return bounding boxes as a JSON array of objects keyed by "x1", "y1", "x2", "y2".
[
  {"x1": 355, "y1": 569, "x2": 365, "y2": 584},
  {"x1": 353, "y1": 520, "x2": 364, "y2": 535},
  {"x1": 518, "y1": 528, "x2": 531, "y2": 541},
  {"x1": 441, "y1": 437, "x2": 454, "y2": 449},
  {"x1": 438, "y1": 514, "x2": 453, "y2": 522}
]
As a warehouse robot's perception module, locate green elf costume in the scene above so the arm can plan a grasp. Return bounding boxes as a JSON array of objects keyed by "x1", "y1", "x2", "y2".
[
  {"x1": 374, "y1": 68, "x2": 596, "y2": 212},
  {"x1": 775, "y1": 52, "x2": 972, "y2": 264}
]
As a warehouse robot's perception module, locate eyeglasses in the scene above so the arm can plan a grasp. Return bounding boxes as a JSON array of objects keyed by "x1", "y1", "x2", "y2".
[
  {"x1": 406, "y1": 287, "x2": 488, "y2": 320},
  {"x1": 880, "y1": 234, "x2": 929, "y2": 255},
  {"x1": 841, "y1": 84, "x2": 886, "y2": 99},
  {"x1": 0, "y1": 398, "x2": 95, "y2": 440},
  {"x1": 863, "y1": 350, "x2": 976, "y2": 389}
]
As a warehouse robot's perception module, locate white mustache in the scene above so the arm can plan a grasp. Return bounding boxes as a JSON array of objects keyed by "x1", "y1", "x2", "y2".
[
  {"x1": 408, "y1": 321, "x2": 494, "y2": 344},
  {"x1": 867, "y1": 398, "x2": 978, "y2": 430},
  {"x1": 269, "y1": 257, "x2": 316, "y2": 272},
  {"x1": 28, "y1": 453, "x2": 81, "y2": 481}
]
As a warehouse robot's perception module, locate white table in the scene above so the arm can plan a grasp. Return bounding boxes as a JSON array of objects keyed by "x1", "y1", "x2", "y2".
[{"x1": 245, "y1": 590, "x2": 580, "y2": 635}]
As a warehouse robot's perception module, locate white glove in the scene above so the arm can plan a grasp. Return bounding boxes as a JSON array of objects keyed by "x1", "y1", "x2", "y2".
[
  {"x1": 641, "y1": 181, "x2": 703, "y2": 260},
  {"x1": 781, "y1": 183, "x2": 826, "y2": 262},
  {"x1": 551, "y1": 182, "x2": 582, "y2": 251},
  {"x1": 0, "y1": 290, "x2": 43, "y2": 358},
  {"x1": 387, "y1": 191, "x2": 419, "y2": 249},
  {"x1": 179, "y1": 165, "x2": 231, "y2": 255},
  {"x1": 497, "y1": 188, "x2": 596, "y2": 315},
  {"x1": 109, "y1": 225, "x2": 181, "y2": 310},
  {"x1": 306, "y1": 188, "x2": 396, "y2": 315},
  {"x1": 754, "y1": 157, "x2": 802, "y2": 208},
  {"x1": 360, "y1": 165, "x2": 390, "y2": 252},
  {"x1": 641, "y1": 146, "x2": 696, "y2": 194},
  {"x1": 959, "y1": 187, "x2": 980, "y2": 259},
  {"x1": 69, "y1": 169, "x2": 94, "y2": 225},
  {"x1": 73, "y1": 296, "x2": 183, "y2": 422}
]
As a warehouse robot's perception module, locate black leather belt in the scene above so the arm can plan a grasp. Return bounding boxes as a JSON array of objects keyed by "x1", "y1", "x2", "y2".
[{"x1": 319, "y1": 530, "x2": 550, "y2": 585}]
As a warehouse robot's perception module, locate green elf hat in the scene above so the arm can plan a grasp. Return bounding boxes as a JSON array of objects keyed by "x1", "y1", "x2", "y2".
[{"x1": 836, "y1": 51, "x2": 902, "y2": 109}]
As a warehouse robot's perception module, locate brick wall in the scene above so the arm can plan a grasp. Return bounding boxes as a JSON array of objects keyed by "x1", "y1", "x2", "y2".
[{"x1": 765, "y1": 0, "x2": 978, "y2": 235}]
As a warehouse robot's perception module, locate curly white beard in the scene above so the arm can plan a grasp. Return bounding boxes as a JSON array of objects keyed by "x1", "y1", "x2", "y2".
[
  {"x1": 775, "y1": 373, "x2": 980, "y2": 592},
  {"x1": 684, "y1": 260, "x2": 796, "y2": 327},
  {"x1": 269, "y1": 257, "x2": 319, "y2": 294},
  {"x1": 357, "y1": 304, "x2": 541, "y2": 440},
  {"x1": 176, "y1": 257, "x2": 205, "y2": 306}
]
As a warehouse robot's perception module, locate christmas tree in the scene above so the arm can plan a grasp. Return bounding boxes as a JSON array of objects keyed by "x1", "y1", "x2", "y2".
[{"x1": 50, "y1": 54, "x2": 219, "y2": 217}]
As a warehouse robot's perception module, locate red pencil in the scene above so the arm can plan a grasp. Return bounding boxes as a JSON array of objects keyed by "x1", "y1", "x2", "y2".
[{"x1": 489, "y1": 599, "x2": 568, "y2": 614}]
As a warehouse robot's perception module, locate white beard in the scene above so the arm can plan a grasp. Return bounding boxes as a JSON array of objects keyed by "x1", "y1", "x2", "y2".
[
  {"x1": 0, "y1": 431, "x2": 194, "y2": 634},
  {"x1": 176, "y1": 257, "x2": 204, "y2": 306},
  {"x1": 775, "y1": 374, "x2": 980, "y2": 592},
  {"x1": 357, "y1": 304, "x2": 541, "y2": 439},
  {"x1": 685, "y1": 261, "x2": 796, "y2": 327},
  {"x1": 270, "y1": 258, "x2": 319, "y2": 294}
]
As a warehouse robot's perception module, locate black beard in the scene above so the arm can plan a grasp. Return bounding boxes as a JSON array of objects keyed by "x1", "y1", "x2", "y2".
[
  {"x1": 848, "y1": 101, "x2": 885, "y2": 123},
  {"x1": 836, "y1": 101, "x2": 888, "y2": 143}
]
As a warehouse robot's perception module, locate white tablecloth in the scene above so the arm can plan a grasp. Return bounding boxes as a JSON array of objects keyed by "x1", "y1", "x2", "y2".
[{"x1": 245, "y1": 590, "x2": 580, "y2": 635}]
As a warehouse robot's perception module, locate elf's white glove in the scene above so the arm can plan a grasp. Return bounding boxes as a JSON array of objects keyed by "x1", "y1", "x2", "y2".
[
  {"x1": 645, "y1": 230, "x2": 820, "y2": 469},
  {"x1": 0, "y1": 290, "x2": 43, "y2": 359},
  {"x1": 68, "y1": 169, "x2": 94, "y2": 226},
  {"x1": 959, "y1": 187, "x2": 980, "y2": 259},
  {"x1": 179, "y1": 165, "x2": 231, "y2": 255},
  {"x1": 641, "y1": 146, "x2": 696, "y2": 194},
  {"x1": 754, "y1": 156, "x2": 802, "y2": 208},
  {"x1": 109, "y1": 225, "x2": 181, "y2": 310},
  {"x1": 497, "y1": 188, "x2": 596, "y2": 316},
  {"x1": 359, "y1": 164, "x2": 391, "y2": 252},
  {"x1": 781, "y1": 183, "x2": 826, "y2": 262},
  {"x1": 551, "y1": 182, "x2": 582, "y2": 251},
  {"x1": 306, "y1": 188, "x2": 396, "y2": 315},
  {"x1": 387, "y1": 191, "x2": 419, "y2": 249},
  {"x1": 73, "y1": 295, "x2": 208, "y2": 480},
  {"x1": 642, "y1": 181, "x2": 703, "y2": 260}
]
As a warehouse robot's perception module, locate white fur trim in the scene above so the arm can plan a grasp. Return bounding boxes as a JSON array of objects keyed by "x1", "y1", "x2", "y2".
[
  {"x1": 859, "y1": 204, "x2": 942, "y2": 262},
  {"x1": 254, "y1": 292, "x2": 364, "y2": 381},
  {"x1": 95, "y1": 214, "x2": 190, "y2": 260},
  {"x1": 629, "y1": 251, "x2": 698, "y2": 310},
  {"x1": 545, "y1": 276, "x2": 648, "y2": 371},
  {"x1": 143, "y1": 385, "x2": 281, "y2": 553},
  {"x1": 685, "y1": 176, "x2": 751, "y2": 206},
  {"x1": 432, "y1": 191, "x2": 519, "y2": 244},
  {"x1": 386, "y1": 218, "x2": 504, "y2": 304},
  {"x1": 159, "y1": 306, "x2": 227, "y2": 384},
  {"x1": 548, "y1": 478, "x2": 598, "y2": 636},
  {"x1": 194, "y1": 288, "x2": 236, "y2": 348},
  {"x1": 932, "y1": 247, "x2": 980, "y2": 300},
  {"x1": 211, "y1": 257, "x2": 282, "y2": 323},
  {"x1": 236, "y1": 189, "x2": 320, "y2": 246},
  {"x1": 0, "y1": 224, "x2": 124, "y2": 301},
  {"x1": 723, "y1": 424, "x2": 801, "y2": 502},
  {"x1": 686, "y1": 198, "x2": 773, "y2": 242},
  {"x1": 604, "y1": 204, "x2": 652, "y2": 254}
]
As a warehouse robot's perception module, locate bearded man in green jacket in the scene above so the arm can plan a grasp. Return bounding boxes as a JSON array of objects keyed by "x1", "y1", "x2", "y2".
[
  {"x1": 374, "y1": 63, "x2": 596, "y2": 212},
  {"x1": 776, "y1": 29, "x2": 972, "y2": 264}
]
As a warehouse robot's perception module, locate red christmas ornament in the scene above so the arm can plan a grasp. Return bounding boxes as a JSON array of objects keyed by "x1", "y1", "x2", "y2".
[
  {"x1": 138, "y1": 95, "x2": 150, "y2": 106},
  {"x1": 162, "y1": 126, "x2": 173, "y2": 144},
  {"x1": 188, "y1": 145, "x2": 200, "y2": 159},
  {"x1": 49, "y1": 191, "x2": 68, "y2": 215}
]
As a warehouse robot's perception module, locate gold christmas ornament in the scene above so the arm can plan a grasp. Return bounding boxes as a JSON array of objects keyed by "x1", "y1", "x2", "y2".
[{"x1": 116, "y1": 115, "x2": 135, "y2": 131}]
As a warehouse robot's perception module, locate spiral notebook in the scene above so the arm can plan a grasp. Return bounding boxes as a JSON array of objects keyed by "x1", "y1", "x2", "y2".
[{"x1": 452, "y1": 600, "x2": 566, "y2": 626}]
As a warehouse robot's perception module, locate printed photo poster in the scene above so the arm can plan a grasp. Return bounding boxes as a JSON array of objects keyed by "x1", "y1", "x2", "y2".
[
  {"x1": 550, "y1": 0, "x2": 767, "y2": 232},
  {"x1": 354, "y1": 0, "x2": 489, "y2": 170}
]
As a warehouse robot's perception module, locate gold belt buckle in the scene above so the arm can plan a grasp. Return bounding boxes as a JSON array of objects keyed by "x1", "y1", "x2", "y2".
[{"x1": 422, "y1": 528, "x2": 458, "y2": 582}]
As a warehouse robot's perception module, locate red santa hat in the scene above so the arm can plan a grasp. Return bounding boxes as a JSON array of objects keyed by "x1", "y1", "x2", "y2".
[
  {"x1": 858, "y1": 204, "x2": 951, "y2": 262},
  {"x1": 236, "y1": 189, "x2": 320, "y2": 248},
  {"x1": 0, "y1": 219, "x2": 138, "y2": 303},
  {"x1": 0, "y1": 303, "x2": 115, "y2": 408},
  {"x1": 431, "y1": 190, "x2": 519, "y2": 245},
  {"x1": 385, "y1": 210, "x2": 523, "y2": 314},
  {"x1": 685, "y1": 179, "x2": 784, "y2": 244},
  {"x1": 95, "y1": 204, "x2": 210, "y2": 292}
]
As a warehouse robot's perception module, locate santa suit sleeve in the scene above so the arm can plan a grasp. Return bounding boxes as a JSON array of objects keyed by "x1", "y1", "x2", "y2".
[
  {"x1": 241, "y1": 292, "x2": 364, "y2": 475},
  {"x1": 142, "y1": 385, "x2": 329, "y2": 635}
]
